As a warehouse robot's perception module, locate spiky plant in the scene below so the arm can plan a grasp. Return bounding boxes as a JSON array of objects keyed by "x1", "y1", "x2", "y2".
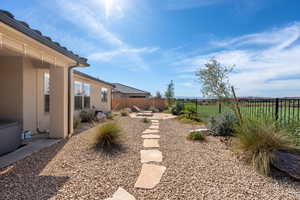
[
  {"x1": 187, "y1": 131, "x2": 206, "y2": 141},
  {"x1": 92, "y1": 123, "x2": 122, "y2": 150},
  {"x1": 233, "y1": 118, "x2": 296, "y2": 176}
]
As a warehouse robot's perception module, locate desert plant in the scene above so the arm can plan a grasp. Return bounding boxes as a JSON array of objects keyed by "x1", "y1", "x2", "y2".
[
  {"x1": 233, "y1": 118, "x2": 297, "y2": 176},
  {"x1": 120, "y1": 109, "x2": 129, "y2": 116},
  {"x1": 171, "y1": 102, "x2": 185, "y2": 115},
  {"x1": 92, "y1": 122, "x2": 122, "y2": 150},
  {"x1": 187, "y1": 131, "x2": 205, "y2": 141},
  {"x1": 284, "y1": 121, "x2": 300, "y2": 146},
  {"x1": 80, "y1": 109, "x2": 95, "y2": 123},
  {"x1": 149, "y1": 106, "x2": 159, "y2": 113},
  {"x1": 142, "y1": 118, "x2": 150, "y2": 123},
  {"x1": 106, "y1": 111, "x2": 114, "y2": 120},
  {"x1": 208, "y1": 112, "x2": 238, "y2": 136},
  {"x1": 73, "y1": 116, "x2": 81, "y2": 129}
]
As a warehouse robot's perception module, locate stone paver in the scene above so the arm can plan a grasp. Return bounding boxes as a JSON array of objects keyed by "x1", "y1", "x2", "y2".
[
  {"x1": 189, "y1": 128, "x2": 209, "y2": 132},
  {"x1": 151, "y1": 120, "x2": 159, "y2": 123},
  {"x1": 142, "y1": 129, "x2": 159, "y2": 134},
  {"x1": 141, "y1": 134, "x2": 160, "y2": 139},
  {"x1": 105, "y1": 187, "x2": 136, "y2": 200},
  {"x1": 149, "y1": 125, "x2": 159, "y2": 130},
  {"x1": 134, "y1": 164, "x2": 166, "y2": 189},
  {"x1": 140, "y1": 150, "x2": 163, "y2": 163},
  {"x1": 143, "y1": 139, "x2": 159, "y2": 148}
]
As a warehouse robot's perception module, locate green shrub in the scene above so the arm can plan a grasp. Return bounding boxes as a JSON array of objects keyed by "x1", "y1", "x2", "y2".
[
  {"x1": 92, "y1": 123, "x2": 122, "y2": 150},
  {"x1": 171, "y1": 102, "x2": 185, "y2": 115},
  {"x1": 120, "y1": 109, "x2": 129, "y2": 116},
  {"x1": 106, "y1": 112, "x2": 114, "y2": 120},
  {"x1": 233, "y1": 118, "x2": 297, "y2": 176},
  {"x1": 73, "y1": 116, "x2": 81, "y2": 129},
  {"x1": 207, "y1": 112, "x2": 238, "y2": 136},
  {"x1": 149, "y1": 106, "x2": 159, "y2": 113},
  {"x1": 284, "y1": 121, "x2": 300, "y2": 146},
  {"x1": 80, "y1": 109, "x2": 95, "y2": 123},
  {"x1": 142, "y1": 118, "x2": 150, "y2": 123},
  {"x1": 187, "y1": 131, "x2": 205, "y2": 141}
]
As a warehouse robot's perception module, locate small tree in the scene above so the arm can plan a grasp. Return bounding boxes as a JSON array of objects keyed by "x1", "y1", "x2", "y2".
[
  {"x1": 195, "y1": 59, "x2": 243, "y2": 123},
  {"x1": 165, "y1": 80, "x2": 175, "y2": 107},
  {"x1": 155, "y1": 91, "x2": 162, "y2": 99},
  {"x1": 195, "y1": 59, "x2": 233, "y2": 99}
]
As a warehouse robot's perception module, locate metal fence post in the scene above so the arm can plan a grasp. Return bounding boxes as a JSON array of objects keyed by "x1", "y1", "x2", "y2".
[
  {"x1": 195, "y1": 98, "x2": 198, "y2": 113},
  {"x1": 275, "y1": 98, "x2": 279, "y2": 121}
]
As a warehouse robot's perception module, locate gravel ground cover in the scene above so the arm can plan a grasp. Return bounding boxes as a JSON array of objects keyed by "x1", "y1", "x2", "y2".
[{"x1": 1, "y1": 117, "x2": 300, "y2": 200}]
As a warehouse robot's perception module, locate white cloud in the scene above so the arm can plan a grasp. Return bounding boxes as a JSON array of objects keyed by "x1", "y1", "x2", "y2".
[
  {"x1": 167, "y1": 0, "x2": 227, "y2": 10},
  {"x1": 89, "y1": 47, "x2": 159, "y2": 62},
  {"x1": 50, "y1": 0, "x2": 154, "y2": 71},
  {"x1": 175, "y1": 23, "x2": 300, "y2": 97},
  {"x1": 179, "y1": 82, "x2": 198, "y2": 88}
]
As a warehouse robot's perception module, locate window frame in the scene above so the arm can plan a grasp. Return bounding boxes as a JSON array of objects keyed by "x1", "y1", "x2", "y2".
[
  {"x1": 83, "y1": 83, "x2": 91, "y2": 109},
  {"x1": 44, "y1": 73, "x2": 50, "y2": 113},
  {"x1": 74, "y1": 81, "x2": 83, "y2": 110},
  {"x1": 101, "y1": 88, "x2": 108, "y2": 103}
]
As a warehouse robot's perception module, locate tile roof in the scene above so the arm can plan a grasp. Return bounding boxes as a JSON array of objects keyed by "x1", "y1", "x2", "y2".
[
  {"x1": 0, "y1": 10, "x2": 89, "y2": 66},
  {"x1": 74, "y1": 70, "x2": 114, "y2": 87},
  {"x1": 112, "y1": 83, "x2": 150, "y2": 95}
]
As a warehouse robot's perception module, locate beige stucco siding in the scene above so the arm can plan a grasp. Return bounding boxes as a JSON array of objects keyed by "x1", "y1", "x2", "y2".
[
  {"x1": 0, "y1": 56, "x2": 23, "y2": 122},
  {"x1": 21, "y1": 59, "x2": 50, "y2": 133},
  {"x1": 74, "y1": 74, "x2": 112, "y2": 112}
]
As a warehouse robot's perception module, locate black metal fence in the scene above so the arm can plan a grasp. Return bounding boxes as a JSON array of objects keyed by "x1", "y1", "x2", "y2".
[{"x1": 176, "y1": 98, "x2": 300, "y2": 125}]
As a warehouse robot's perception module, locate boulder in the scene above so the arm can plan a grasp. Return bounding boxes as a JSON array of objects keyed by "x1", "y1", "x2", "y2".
[{"x1": 272, "y1": 150, "x2": 300, "y2": 180}]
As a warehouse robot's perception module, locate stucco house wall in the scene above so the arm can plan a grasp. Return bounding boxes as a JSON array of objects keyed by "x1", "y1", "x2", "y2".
[
  {"x1": 0, "y1": 56, "x2": 23, "y2": 122},
  {"x1": 74, "y1": 74, "x2": 113, "y2": 114}
]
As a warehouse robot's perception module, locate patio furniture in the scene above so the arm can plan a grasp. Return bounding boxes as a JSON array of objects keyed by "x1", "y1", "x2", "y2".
[
  {"x1": 0, "y1": 120, "x2": 21, "y2": 156},
  {"x1": 133, "y1": 106, "x2": 153, "y2": 117}
]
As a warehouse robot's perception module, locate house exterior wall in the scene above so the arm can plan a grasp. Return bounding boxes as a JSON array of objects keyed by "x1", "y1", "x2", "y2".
[
  {"x1": 0, "y1": 58, "x2": 111, "y2": 135},
  {"x1": 0, "y1": 56, "x2": 23, "y2": 123},
  {"x1": 74, "y1": 74, "x2": 112, "y2": 113}
]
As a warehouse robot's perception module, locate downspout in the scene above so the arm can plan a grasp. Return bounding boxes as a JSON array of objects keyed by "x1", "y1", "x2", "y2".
[{"x1": 68, "y1": 63, "x2": 79, "y2": 136}]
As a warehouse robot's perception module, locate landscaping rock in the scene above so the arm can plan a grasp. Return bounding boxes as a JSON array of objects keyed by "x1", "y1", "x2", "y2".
[
  {"x1": 105, "y1": 187, "x2": 136, "y2": 200},
  {"x1": 143, "y1": 139, "x2": 160, "y2": 148},
  {"x1": 149, "y1": 125, "x2": 159, "y2": 130},
  {"x1": 142, "y1": 129, "x2": 159, "y2": 134},
  {"x1": 272, "y1": 150, "x2": 300, "y2": 180},
  {"x1": 141, "y1": 134, "x2": 160, "y2": 139},
  {"x1": 134, "y1": 164, "x2": 166, "y2": 189},
  {"x1": 141, "y1": 150, "x2": 163, "y2": 163}
]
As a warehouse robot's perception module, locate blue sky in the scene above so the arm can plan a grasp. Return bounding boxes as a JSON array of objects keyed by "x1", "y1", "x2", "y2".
[{"x1": 3, "y1": 0, "x2": 300, "y2": 97}]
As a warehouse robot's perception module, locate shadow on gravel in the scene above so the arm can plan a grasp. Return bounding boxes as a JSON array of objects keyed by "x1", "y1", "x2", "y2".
[
  {"x1": 0, "y1": 139, "x2": 69, "y2": 200},
  {"x1": 93, "y1": 143, "x2": 129, "y2": 156}
]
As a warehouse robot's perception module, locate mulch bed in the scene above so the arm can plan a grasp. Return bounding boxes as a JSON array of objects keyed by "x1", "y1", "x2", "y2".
[{"x1": 0, "y1": 117, "x2": 299, "y2": 200}]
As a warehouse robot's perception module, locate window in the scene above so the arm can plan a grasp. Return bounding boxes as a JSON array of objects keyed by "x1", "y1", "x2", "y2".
[
  {"x1": 74, "y1": 81, "x2": 83, "y2": 110},
  {"x1": 101, "y1": 88, "x2": 108, "y2": 103},
  {"x1": 44, "y1": 73, "x2": 50, "y2": 112},
  {"x1": 83, "y1": 83, "x2": 91, "y2": 109}
]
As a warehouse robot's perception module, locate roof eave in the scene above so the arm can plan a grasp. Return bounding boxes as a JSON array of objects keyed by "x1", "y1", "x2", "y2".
[{"x1": 0, "y1": 10, "x2": 89, "y2": 66}]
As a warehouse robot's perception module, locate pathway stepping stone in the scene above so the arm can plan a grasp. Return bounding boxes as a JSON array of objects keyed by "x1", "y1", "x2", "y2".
[
  {"x1": 140, "y1": 150, "x2": 163, "y2": 163},
  {"x1": 149, "y1": 125, "x2": 159, "y2": 130},
  {"x1": 105, "y1": 187, "x2": 136, "y2": 200},
  {"x1": 141, "y1": 134, "x2": 160, "y2": 139},
  {"x1": 143, "y1": 129, "x2": 159, "y2": 134},
  {"x1": 134, "y1": 164, "x2": 166, "y2": 189},
  {"x1": 143, "y1": 139, "x2": 159, "y2": 148}
]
